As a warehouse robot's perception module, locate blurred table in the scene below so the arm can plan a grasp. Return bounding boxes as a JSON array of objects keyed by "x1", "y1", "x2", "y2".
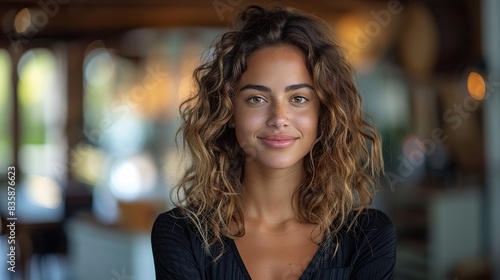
[{"x1": 66, "y1": 213, "x2": 155, "y2": 280}]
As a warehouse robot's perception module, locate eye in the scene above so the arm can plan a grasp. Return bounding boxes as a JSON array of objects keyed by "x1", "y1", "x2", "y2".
[
  {"x1": 291, "y1": 96, "x2": 308, "y2": 104},
  {"x1": 246, "y1": 96, "x2": 265, "y2": 104}
]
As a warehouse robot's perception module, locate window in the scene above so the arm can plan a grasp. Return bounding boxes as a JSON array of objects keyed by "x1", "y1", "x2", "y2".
[
  {"x1": 18, "y1": 48, "x2": 66, "y2": 179},
  {"x1": 15, "y1": 48, "x2": 66, "y2": 214},
  {"x1": 0, "y1": 49, "x2": 12, "y2": 171}
]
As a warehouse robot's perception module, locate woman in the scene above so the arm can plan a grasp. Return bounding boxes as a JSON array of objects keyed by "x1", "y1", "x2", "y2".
[{"x1": 152, "y1": 5, "x2": 396, "y2": 280}]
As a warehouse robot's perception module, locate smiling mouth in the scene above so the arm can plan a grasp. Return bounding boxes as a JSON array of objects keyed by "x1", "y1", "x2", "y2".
[{"x1": 258, "y1": 135, "x2": 297, "y2": 149}]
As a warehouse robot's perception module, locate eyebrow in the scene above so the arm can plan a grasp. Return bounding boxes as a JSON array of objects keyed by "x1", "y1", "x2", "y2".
[{"x1": 239, "y1": 83, "x2": 314, "y2": 93}]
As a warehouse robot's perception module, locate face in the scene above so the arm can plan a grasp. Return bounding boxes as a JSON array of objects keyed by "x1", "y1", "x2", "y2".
[{"x1": 233, "y1": 45, "x2": 320, "y2": 171}]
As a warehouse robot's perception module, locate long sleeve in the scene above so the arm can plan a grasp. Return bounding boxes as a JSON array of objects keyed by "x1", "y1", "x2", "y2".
[
  {"x1": 151, "y1": 211, "x2": 203, "y2": 280},
  {"x1": 151, "y1": 208, "x2": 396, "y2": 280},
  {"x1": 349, "y1": 210, "x2": 396, "y2": 280}
]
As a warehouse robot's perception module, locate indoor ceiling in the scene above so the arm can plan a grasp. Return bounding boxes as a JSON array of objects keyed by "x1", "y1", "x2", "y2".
[{"x1": 0, "y1": 0, "x2": 387, "y2": 37}]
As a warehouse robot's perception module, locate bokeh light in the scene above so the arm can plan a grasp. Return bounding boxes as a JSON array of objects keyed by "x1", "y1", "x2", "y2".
[
  {"x1": 84, "y1": 48, "x2": 115, "y2": 88},
  {"x1": 14, "y1": 8, "x2": 31, "y2": 34},
  {"x1": 26, "y1": 176, "x2": 62, "y2": 209},
  {"x1": 109, "y1": 153, "x2": 157, "y2": 201},
  {"x1": 467, "y1": 71, "x2": 486, "y2": 101}
]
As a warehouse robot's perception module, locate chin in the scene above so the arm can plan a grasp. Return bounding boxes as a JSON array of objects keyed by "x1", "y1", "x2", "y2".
[{"x1": 251, "y1": 155, "x2": 304, "y2": 170}]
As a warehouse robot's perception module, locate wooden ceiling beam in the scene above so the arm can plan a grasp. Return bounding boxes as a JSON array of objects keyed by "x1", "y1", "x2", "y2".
[{"x1": 0, "y1": 0, "x2": 387, "y2": 38}]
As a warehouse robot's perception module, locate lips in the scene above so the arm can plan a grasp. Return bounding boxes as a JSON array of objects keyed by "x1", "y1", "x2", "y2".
[{"x1": 258, "y1": 135, "x2": 297, "y2": 148}]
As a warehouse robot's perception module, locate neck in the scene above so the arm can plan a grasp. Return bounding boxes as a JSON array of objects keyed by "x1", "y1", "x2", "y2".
[{"x1": 242, "y1": 160, "x2": 304, "y2": 224}]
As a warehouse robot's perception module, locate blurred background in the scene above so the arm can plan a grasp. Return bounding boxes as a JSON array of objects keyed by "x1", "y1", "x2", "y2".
[{"x1": 0, "y1": 0, "x2": 499, "y2": 279}]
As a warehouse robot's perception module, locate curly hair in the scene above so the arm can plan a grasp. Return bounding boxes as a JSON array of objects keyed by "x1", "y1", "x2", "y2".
[{"x1": 174, "y1": 5, "x2": 384, "y2": 259}]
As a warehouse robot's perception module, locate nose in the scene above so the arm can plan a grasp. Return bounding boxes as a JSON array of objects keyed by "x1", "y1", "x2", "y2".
[{"x1": 266, "y1": 100, "x2": 289, "y2": 129}]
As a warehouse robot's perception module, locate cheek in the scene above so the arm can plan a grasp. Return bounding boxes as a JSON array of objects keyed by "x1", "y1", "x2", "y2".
[
  {"x1": 234, "y1": 114, "x2": 261, "y2": 159},
  {"x1": 234, "y1": 110, "x2": 257, "y2": 144},
  {"x1": 235, "y1": 109, "x2": 264, "y2": 133},
  {"x1": 297, "y1": 111, "x2": 319, "y2": 137}
]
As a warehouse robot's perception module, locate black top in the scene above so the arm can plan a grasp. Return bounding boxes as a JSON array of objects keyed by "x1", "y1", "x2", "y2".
[{"x1": 151, "y1": 207, "x2": 396, "y2": 279}]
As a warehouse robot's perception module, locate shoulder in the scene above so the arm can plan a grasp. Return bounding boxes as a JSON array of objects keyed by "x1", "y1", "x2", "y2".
[
  {"x1": 153, "y1": 207, "x2": 189, "y2": 231},
  {"x1": 326, "y1": 209, "x2": 395, "y2": 254},
  {"x1": 353, "y1": 208, "x2": 394, "y2": 232},
  {"x1": 348, "y1": 208, "x2": 396, "y2": 246},
  {"x1": 346, "y1": 208, "x2": 396, "y2": 263},
  {"x1": 151, "y1": 207, "x2": 199, "y2": 248},
  {"x1": 151, "y1": 207, "x2": 208, "y2": 262},
  {"x1": 152, "y1": 207, "x2": 195, "y2": 237},
  {"x1": 324, "y1": 209, "x2": 396, "y2": 277},
  {"x1": 151, "y1": 208, "x2": 209, "y2": 278}
]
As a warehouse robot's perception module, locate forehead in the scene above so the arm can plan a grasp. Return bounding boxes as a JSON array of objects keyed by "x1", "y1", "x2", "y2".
[
  {"x1": 238, "y1": 45, "x2": 312, "y2": 87},
  {"x1": 245, "y1": 45, "x2": 307, "y2": 68}
]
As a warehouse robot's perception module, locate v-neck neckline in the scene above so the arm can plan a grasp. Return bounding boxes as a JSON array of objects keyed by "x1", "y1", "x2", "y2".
[{"x1": 227, "y1": 237, "x2": 324, "y2": 280}]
